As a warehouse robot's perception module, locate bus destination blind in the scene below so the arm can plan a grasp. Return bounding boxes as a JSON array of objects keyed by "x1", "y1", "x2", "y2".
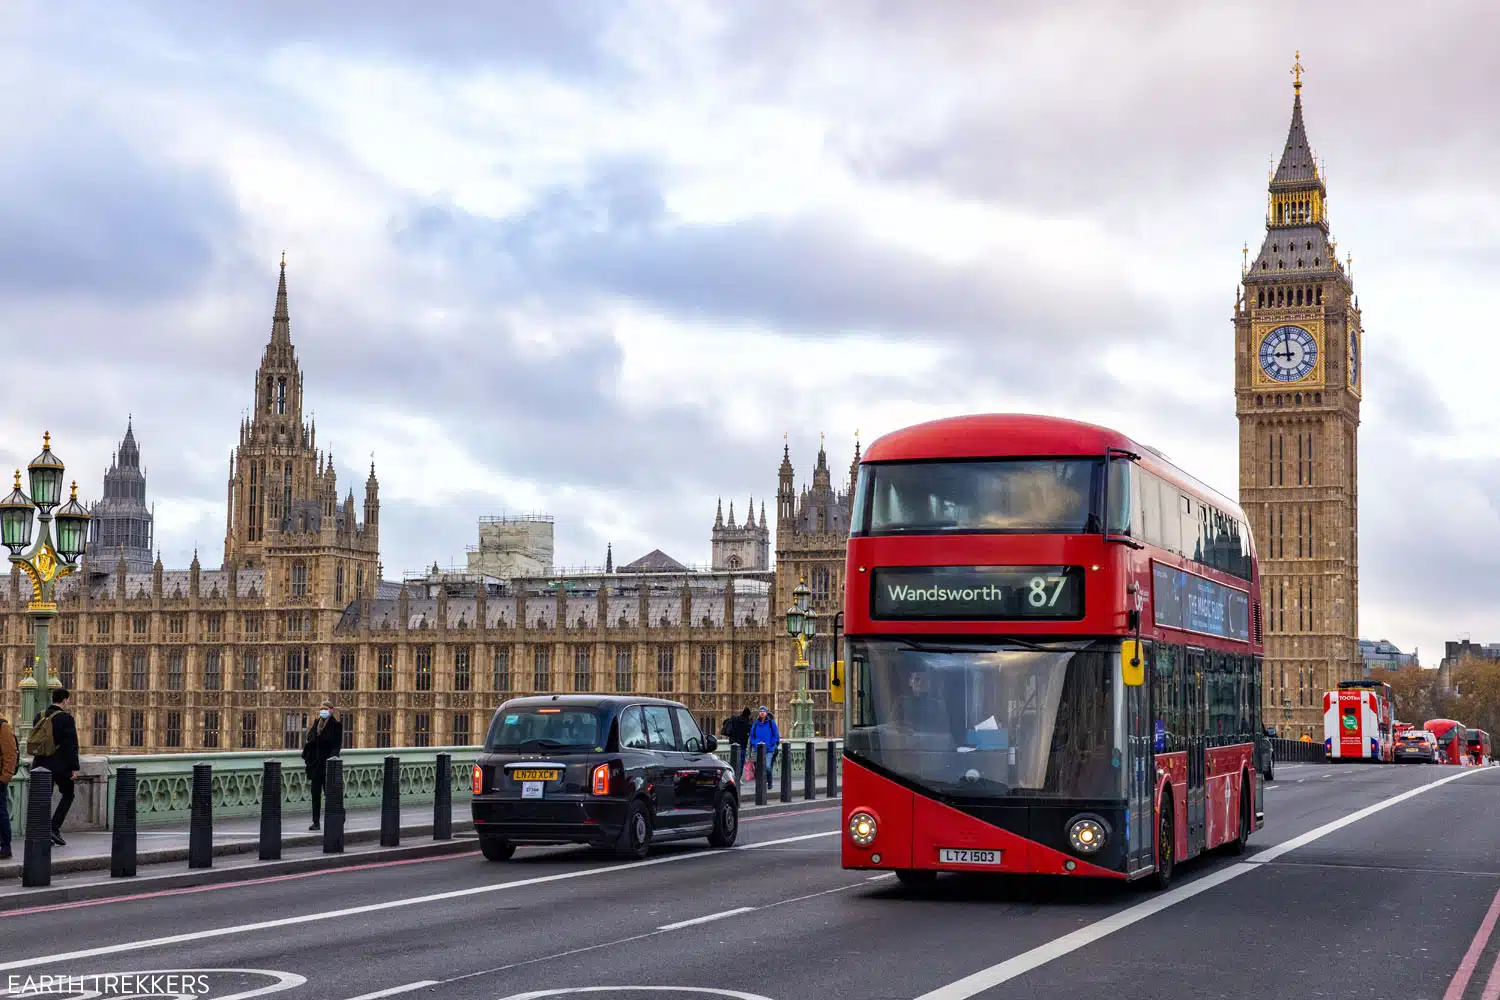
[
  {"x1": 870, "y1": 566, "x2": 1084, "y2": 620},
  {"x1": 1151, "y1": 563, "x2": 1250, "y2": 641}
]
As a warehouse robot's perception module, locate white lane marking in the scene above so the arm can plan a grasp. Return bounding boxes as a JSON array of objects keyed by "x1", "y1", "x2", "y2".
[
  {"x1": 1249, "y1": 766, "x2": 1479, "y2": 864},
  {"x1": 910, "y1": 766, "x2": 1484, "y2": 1000},
  {"x1": 657, "y1": 906, "x2": 754, "y2": 931},
  {"x1": 342, "y1": 983, "x2": 441, "y2": 1000},
  {"x1": 0, "y1": 830, "x2": 837, "y2": 972},
  {"x1": 497, "y1": 989, "x2": 777, "y2": 1000}
]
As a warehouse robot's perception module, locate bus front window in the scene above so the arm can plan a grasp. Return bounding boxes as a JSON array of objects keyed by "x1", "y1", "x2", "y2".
[{"x1": 846, "y1": 638, "x2": 1122, "y2": 799}]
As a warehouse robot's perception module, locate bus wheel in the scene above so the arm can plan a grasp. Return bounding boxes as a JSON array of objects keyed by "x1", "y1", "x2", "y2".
[
  {"x1": 1227, "y1": 777, "x2": 1251, "y2": 855},
  {"x1": 895, "y1": 869, "x2": 937, "y2": 889},
  {"x1": 1149, "y1": 799, "x2": 1174, "y2": 891}
]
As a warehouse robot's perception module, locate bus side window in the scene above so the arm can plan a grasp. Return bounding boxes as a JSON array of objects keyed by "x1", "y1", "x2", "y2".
[
  {"x1": 1140, "y1": 471, "x2": 1162, "y2": 546},
  {"x1": 1180, "y1": 496, "x2": 1197, "y2": 561},
  {"x1": 1157, "y1": 478, "x2": 1181, "y2": 555}
]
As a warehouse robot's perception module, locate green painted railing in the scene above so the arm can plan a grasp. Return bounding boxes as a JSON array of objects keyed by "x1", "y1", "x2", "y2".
[
  {"x1": 110, "y1": 746, "x2": 484, "y2": 827},
  {"x1": 5, "y1": 738, "x2": 844, "y2": 837}
]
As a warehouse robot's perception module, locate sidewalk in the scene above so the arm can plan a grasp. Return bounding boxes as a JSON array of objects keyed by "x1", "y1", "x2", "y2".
[{"x1": 0, "y1": 792, "x2": 839, "y2": 911}]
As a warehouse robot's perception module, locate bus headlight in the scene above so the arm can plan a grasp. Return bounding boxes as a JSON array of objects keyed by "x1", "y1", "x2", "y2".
[
  {"x1": 848, "y1": 811, "x2": 878, "y2": 847},
  {"x1": 1068, "y1": 816, "x2": 1108, "y2": 855}
]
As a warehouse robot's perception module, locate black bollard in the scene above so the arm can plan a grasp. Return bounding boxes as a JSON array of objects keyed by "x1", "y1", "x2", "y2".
[
  {"x1": 322, "y1": 757, "x2": 345, "y2": 854},
  {"x1": 188, "y1": 763, "x2": 213, "y2": 869},
  {"x1": 804, "y1": 740, "x2": 816, "y2": 800},
  {"x1": 434, "y1": 753, "x2": 452, "y2": 841},
  {"x1": 22, "y1": 768, "x2": 54, "y2": 887},
  {"x1": 259, "y1": 761, "x2": 282, "y2": 861},
  {"x1": 754, "y1": 744, "x2": 767, "y2": 806},
  {"x1": 380, "y1": 755, "x2": 401, "y2": 847},
  {"x1": 730, "y1": 743, "x2": 742, "y2": 778},
  {"x1": 111, "y1": 766, "x2": 138, "y2": 878},
  {"x1": 779, "y1": 745, "x2": 792, "y2": 803},
  {"x1": 826, "y1": 740, "x2": 839, "y2": 798}
]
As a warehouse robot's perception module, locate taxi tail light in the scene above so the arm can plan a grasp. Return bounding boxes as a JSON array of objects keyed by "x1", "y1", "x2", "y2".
[
  {"x1": 592, "y1": 763, "x2": 611, "y2": 796},
  {"x1": 472, "y1": 764, "x2": 484, "y2": 796}
]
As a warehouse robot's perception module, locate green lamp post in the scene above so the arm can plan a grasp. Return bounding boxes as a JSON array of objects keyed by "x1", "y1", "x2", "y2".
[
  {"x1": 2, "y1": 433, "x2": 92, "y2": 748},
  {"x1": 785, "y1": 579, "x2": 818, "y2": 740}
]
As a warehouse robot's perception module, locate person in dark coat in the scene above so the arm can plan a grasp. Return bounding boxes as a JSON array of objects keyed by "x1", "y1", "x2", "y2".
[
  {"x1": 722, "y1": 707, "x2": 752, "y2": 763},
  {"x1": 31, "y1": 687, "x2": 80, "y2": 846},
  {"x1": 302, "y1": 699, "x2": 343, "y2": 830}
]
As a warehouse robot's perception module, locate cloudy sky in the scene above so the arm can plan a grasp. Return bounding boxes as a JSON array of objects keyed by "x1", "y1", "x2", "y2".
[{"x1": 2, "y1": 1, "x2": 1497, "y2": 663}]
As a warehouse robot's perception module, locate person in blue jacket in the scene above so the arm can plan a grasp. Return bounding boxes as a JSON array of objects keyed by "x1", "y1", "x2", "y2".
[{"x1": 748, "y1": 704, "x2": 780, "y2": 779}]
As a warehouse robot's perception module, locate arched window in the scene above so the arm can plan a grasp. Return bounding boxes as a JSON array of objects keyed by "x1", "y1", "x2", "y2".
[
  {"x1": 727, "y1": 555, "x2": 741, "y2": 570},
  {"x1": 811, "y1": 566, "x2": 831, "y2": 602},
  {"x1": 291, "y1": 560, "x2": 308, "y2": 598},
  {"x1": 276, "y1": 377, "x2": 287, "y2": 415},
  {"x1": 266, "y1": 377, "x2": 274, "y2": 411},
  {"x1": 283, "y1": 464, "x2": 292, "y2": 517},
  {"x1": 335, "y1": 565, "x2": 345, "y2": 603}
]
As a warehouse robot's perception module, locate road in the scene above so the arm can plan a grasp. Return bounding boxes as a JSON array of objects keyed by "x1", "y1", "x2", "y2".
[{"x1": 1, "y1": 762, "x2": 1496, "y2": 1000}]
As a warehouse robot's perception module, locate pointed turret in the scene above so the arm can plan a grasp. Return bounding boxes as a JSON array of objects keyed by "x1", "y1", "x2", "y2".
[
  {"x1": 727, "y1": 500, "x2": 736, "y2": 528},
  {"x1": 605, "y1": 543, "x2": 614, "y2": 574},
  {"x1": 715, "y1": 498, "x2": 723, "y2": 529},
  {"x1": 777, "y1": 435, "x2": 796, "y2": 525},
  {"x1": 271, "y1": 251, "x2": 291, "y2": 346}
]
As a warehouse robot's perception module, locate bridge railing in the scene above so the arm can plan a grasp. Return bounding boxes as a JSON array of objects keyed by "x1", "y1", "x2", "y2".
[
  {"x1": 1270, "y1": 737, "x2": 1328, "y2": 763},
  {"x1": 6, "y1": 738, "x2": 844, "y2": 836}
]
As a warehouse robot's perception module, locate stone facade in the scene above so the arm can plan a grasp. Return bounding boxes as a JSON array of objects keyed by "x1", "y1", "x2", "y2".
[
  {"x1": 773, "y1": 436, "x2": 858, "y2": 737},
  {"x1": 1235, "y1": 70, "x2": 1362, "y2": 738},
  {"x1": 0, "y1": 260, "x2": 796, "y2": 753},
  {"x1": 88, "y1": 421, "x2": 154, "y2": 574},
  {"x1": 711, "y1": 497, "x2": 770, "y2": 572}
]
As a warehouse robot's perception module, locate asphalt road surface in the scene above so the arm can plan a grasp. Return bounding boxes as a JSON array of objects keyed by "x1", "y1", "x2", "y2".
[{"x1": 2, "y1": 762, "x2": 1496, "y2": 1000}]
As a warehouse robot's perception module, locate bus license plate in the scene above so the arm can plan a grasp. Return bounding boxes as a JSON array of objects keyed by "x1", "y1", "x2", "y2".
[
  {"x1": 940, "y1": 848, "x2": 1001, "y2": 865},
  {"x1": 521, "y1": 781, "x2": 544, "y2": 799}
]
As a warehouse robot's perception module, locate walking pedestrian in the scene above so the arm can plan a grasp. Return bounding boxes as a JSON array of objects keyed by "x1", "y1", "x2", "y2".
[
  {"x1": 0, "y1": 711, "x2": 17, "y2": 859},
  {"x1": 302, "y1": 699, "x2": 343, "y2": 830},
  {"x1": 724, "y1": 707, "x2": 751, "y2": 764},
  {"x1": 27, "y1": 687, "x2": 80, "y2": 846},
  {"x1": 748, "y1": 705, "x2": 779, "y2": 781}
]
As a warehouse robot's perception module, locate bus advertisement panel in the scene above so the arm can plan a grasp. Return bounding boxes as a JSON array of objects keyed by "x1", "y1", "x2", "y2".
[
  {"x1": 1322, "y1": 685, "x2": 1393, "y2": 762},
  {"x1": 841, "y1": 414, "x2": 1264, "y2": 893}
]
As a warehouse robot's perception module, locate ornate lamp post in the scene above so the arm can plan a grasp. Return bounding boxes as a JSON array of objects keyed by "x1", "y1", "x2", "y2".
[
  {"x1": 785, "y1": 579, "x2": 818, "y2": 739},
  {"x1": 1, "y1": 433, "x2": 92, "y2": 747}
]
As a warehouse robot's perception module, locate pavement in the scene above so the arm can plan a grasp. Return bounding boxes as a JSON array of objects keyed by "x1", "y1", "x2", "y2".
[{"x1": 0, "y1": 762, "x2": 1494, "y2": 1000}]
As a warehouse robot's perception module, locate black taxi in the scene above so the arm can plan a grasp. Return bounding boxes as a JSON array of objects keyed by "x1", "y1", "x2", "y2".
[{"x1": 470, "y1": 694, "x2": 740, "y2": 861}]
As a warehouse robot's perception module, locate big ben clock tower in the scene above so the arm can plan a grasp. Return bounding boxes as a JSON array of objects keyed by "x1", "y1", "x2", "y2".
[{"x1": 1236, "y1": 54, "x2": 1362, "y2": 738}]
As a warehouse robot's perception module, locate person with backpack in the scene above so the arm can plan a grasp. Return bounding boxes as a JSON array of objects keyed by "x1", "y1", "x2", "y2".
[
  {"x1": 29, "y1": 687, "x2": 80, "y2": 846},
  {"x1": 0, "y1": 711, "x2": 18, "y2": 859},
  {"x1": 721, "y1": 707, "x2": 751, "y2": 767}
]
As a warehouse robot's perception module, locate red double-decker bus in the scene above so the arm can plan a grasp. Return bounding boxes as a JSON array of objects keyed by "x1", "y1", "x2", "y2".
[
  {"x1": 1424, "y1": 719, "x2": 1468, "y2": 765},
  {"x1": 841, "y1": 414, "x2": 1264, "y2": 891}
]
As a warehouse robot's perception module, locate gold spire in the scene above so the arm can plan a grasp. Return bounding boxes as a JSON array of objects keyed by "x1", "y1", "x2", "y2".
[
  {"x1": 1292, "y1": 50, "x2": 1304, "y2": 94},
  {"x1": 1241, "y1": 242, "x2": 1249, "y2": 275},
  {"x1": 12, "y1": 469, "x2": 19, "y2": 489},
  {"x1": 69, "y1": 481, "x2": 78, "y2": 500},
  {"x1": 42, "y1": 431, "x2": 51, "y2": 449}
]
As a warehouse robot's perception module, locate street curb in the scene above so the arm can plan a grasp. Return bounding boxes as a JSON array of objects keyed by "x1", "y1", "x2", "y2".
[
  {"x1": 0, "y1": 836, "x2": 480, "y2": 913},
  {"x1": 0, "y1": 819, "x2": 479, "y2": 880},
  {"x1": 0, "y1": 796, "x2": 837, "y2": 910}
]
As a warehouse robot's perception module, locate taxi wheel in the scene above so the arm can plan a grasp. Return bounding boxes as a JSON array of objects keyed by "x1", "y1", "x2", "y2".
[
  {"x1": 480, "y1": 835, "x2": 515, "y2": 862},
  {"x1": 618, "y1": 799, "x2": 653, "y2": 859},
  {"x1": 708, "y1": 792, "x2": 739, "y2": 848}
]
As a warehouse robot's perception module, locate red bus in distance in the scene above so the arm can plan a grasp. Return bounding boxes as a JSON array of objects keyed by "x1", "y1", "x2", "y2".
[
  {"x1": 841, "y1": 414, "x2": 1264, "y2": 891},
  {"x1": 1424, "y1": 719, "x2": 1467, "y2": 765}
]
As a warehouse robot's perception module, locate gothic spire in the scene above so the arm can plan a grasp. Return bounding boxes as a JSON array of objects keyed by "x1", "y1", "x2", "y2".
[
  {"x1": 605, "y1": 542, "x2": 613, "y2": 574},
  {"x1": 271, "y1": 251, "x2": 291, "y2": 345},
  {"x1": 727, "y1": 499, "x2": 736, "y2": 527},
  {"x1": 715, "y1": 497, "x2": 723, "y2": 528},
  {"x1": 1272, "y1": 56, "x2": 1321, "y2": 190}
]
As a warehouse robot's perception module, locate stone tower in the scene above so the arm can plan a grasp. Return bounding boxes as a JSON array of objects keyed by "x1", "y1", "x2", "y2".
[
  {"x1": 223, "y1": 257, "x2": 381, "y2": 607},
  {"x1": 711, "y1": 496, "x2": 770, "y2": 571},
  {"x1": 773, "y1": 434, "x2": 858, "y2": 736},
  {"x1": 89, "y1": 419, "x2": 154, "y2": 573},
  {"x1": 1235, "y1": 56, "x2": 1362, "y2": 737}
]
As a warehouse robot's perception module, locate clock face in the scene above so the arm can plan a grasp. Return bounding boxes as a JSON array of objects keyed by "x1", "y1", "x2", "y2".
[
  {"x1": 1258, "y1": 325, "x2": 1318, "y2": 382},
  {"x1": 1348, "y1": 330, "x2": 1359, "y2": 387}
]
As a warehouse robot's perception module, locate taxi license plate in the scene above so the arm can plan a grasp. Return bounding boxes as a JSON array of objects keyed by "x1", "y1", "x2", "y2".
[
  {"x1": 512, "y1": 769, "x2": 560, "y2": 781},
  {"x1": 939, "y1": 848, "x2": 1001, "y2": 865},
  {"x1": 521, "y1": 781, "x2": 544, "y2": 799}
]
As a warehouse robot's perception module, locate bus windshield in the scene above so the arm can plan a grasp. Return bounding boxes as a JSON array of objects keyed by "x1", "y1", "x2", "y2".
[
  {"x1": 855, "y1": 460, "x2": 1101, "y2": 535},
  {"x1": 846, "y1": 638, "x2": 1122, "y2": 799}
]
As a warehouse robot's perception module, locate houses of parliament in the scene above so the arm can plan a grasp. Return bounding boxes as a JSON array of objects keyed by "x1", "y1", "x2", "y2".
[
  {"x1": 0, "y1": 260, "x2": 855, "y2": 753},
  {"x1": 0, "y1": 62, "x2": 1360, "y2": 753}
]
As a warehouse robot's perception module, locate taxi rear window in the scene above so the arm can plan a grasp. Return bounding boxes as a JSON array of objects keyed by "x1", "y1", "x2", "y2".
[{"x1": 486, "y1": 707, "x2": 603, "y2": 751}]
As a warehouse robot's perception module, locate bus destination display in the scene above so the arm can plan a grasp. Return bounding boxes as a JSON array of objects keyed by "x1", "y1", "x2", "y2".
[
  {"x1": 870, "y1": 565, "x2": 1084, "y2": 620},
  {"x1": 1152, "y1": 563, "x2": 1250, "y2": 641}
]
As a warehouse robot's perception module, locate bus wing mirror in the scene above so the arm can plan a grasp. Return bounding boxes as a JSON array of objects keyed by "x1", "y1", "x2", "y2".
[
  {"x1": 1121, "y1": 639, "x2": 1144, "y2": 687},
  {"x1": 830, "y1": 659, "x2": 846, "y2": 704}
]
